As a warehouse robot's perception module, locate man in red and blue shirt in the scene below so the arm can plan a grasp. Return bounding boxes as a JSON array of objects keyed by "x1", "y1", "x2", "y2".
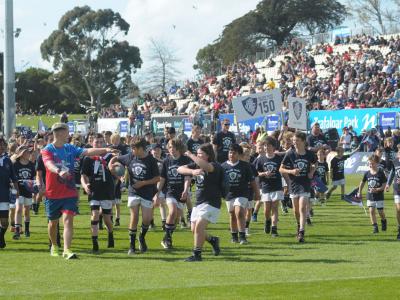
[{"x1": 42, "y1": 123, "x2": 118, "y2": 259}]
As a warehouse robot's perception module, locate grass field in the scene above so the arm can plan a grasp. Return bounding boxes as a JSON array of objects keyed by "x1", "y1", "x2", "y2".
[
  {"x1": 1, "y1": 174, "x2": 400, "y2": 299},
  {"x1": 16, "y1": 115, "x2": 86, "y2": 131}
]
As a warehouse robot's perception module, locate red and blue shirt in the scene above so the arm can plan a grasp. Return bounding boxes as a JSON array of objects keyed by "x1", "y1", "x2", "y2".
[{"x1": 41, "y1": 144, "x2": 86, "y2": 199}]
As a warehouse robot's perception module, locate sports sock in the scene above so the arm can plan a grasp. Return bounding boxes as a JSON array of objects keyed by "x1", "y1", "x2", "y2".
[
  {"x1": 140, "y1": 224, "x2": 149, "y2": 238},
  {"x1": 239, "y1": 231, "x2": 246, "y2": 240},
  {"x1": 25, "y1": 221, "x2": 30, "y2": 233},
  {"x1": 245, "y1": 221, "x2": 250, "y2": 229},
  {"x1": 129, "y1": 229, "x2": 137, "y2": 248},
  {"x1": 231, "y1": 231, "x2": 238, "y2": 240}
]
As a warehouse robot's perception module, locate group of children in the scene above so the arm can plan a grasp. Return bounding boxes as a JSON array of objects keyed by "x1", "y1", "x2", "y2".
[{"x1": 1, "y1": 122, "x2": 400, "y2": 262}]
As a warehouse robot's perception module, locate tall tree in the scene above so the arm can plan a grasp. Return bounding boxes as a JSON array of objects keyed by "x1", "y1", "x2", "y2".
[
  {"x1": 15, "y1": 68, "x2": 64, "y2": 113},
  {"x1": 195, "y1": 0, "x2": 347, "y2": 74},
  {"x1": 41, "y1": 6, "x2": 142, "y2": 110},
  {"x1": 348, "y1": 0, "x2": 389, "y2": 34},
  {"x1": 193, "y1": 43, "x2": 223, "y2": 76},
  {"x1": 143, "y1": 39, "x2": 181, "y2": 94}
]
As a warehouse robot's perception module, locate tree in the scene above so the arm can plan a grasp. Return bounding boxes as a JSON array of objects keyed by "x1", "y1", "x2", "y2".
[
  {"x1": 15, "y1": 68, "x2": 64, "y2": 113},
  {"x1": 193, "y1": 43, "x2": 223, "y2": 76},
  {"x1": 195, "y1": 0, "x2": 347, "y2": 73},
  {"x1": 348, "y1": 0, "x2": 388, "y2": 34},
  {"x1": 40, "y1": 6, "x2": 142, "y2": 110},
  {"x1": 143, "y1": 39, "x2": 181, "y2": 94}
]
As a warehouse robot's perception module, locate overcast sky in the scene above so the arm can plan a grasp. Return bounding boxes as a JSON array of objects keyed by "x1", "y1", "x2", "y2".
[{"x1": 0, "y1": 0, "x2": 260, "y2": 83}]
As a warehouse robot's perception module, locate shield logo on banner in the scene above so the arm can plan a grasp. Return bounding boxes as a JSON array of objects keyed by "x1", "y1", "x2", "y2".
[
  {"x1": 293, "y1": 101, "x2": 302, "y2": 120},
  {"x1": 134, "y1": 166, "x2": 143, "y2": 176},
  {"x1": 242, "y1": 97, "x2": 258, "y2": 116}
]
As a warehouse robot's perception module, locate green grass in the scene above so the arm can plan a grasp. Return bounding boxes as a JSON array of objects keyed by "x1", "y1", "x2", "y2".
[
  {"x1": 16, "y1": 115, "x2": 86, "y2": 131},
  {"x1": 1, "y1": 174, "x2": 400, "y2": 299}
]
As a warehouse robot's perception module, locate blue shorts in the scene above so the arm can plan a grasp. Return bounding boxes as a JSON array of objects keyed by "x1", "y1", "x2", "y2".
[{"x1": 45, "y1": 198, "x2": 79, "y2": 221}]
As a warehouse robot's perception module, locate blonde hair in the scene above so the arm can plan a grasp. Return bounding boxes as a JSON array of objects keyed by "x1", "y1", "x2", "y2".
[
  {"x1": 384, "y1": 137, "x2": 393, "y2": 147},
  {"x1": 110, "y1": 133, "x2": 121, "y2": 145}
]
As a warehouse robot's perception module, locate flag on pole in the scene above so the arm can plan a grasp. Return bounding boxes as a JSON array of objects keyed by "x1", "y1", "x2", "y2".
[
  {"x1": 38, "y1": 119, "x2": 47, "y2": 134},
  {"x1": 343, "y1": 188, "x2": 363, "y2": 207},
  {"x1": 311, "y1": 176, "x2": 328, "y2": 193}
]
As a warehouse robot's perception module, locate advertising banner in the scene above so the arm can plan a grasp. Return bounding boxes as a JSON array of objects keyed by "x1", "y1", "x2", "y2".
[
  {"x1": 378, "y1": 112, "x2": 397, "y2": 129},
  {"x1": 309, "y1": 108, "x2": 400, "y2": 134}
]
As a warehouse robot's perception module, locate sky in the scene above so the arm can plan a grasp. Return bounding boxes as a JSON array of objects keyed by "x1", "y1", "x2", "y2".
[{"x1": 0, "y1": 0, "x2": 260, "y2": 84}]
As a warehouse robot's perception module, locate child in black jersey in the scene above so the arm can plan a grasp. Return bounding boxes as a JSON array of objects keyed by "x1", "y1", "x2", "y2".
[
  {"x1": 110, "y1": 137, "x2": 160, "y2": 255},
  {"x1": 178, "y1": 144, "x2": 222, "y2": 262},
  {"x1": 156, "y1": 139, "x2": 191, "y2": 249},
  {"x1": 239, "y1": 143, "x2": 258, "y2": 237},
  {"x1": 81, "y1": 134, "x2": 115, "y2": 253},
  {"x1": 280, "y1": 132, "x2": 317, "y2": 243},
  {"x1": 384, "y1": 137, "x2": 396, "y2": 173},
  {"x1": 256, "y1": 137, "x2": 283, "y2": 237},
  {"x1": 222, "y1": 144, "x2": 259, "y2": 244},
  {"x1": 251, "y1": 140, "x2": 266, "y2": 222},
  {"x1": 385, "y1": 150, "x2": 400, "y2": 240},
  {"x1": 358, "y1": 154, "x2": 387, "y2": 234},
  {"x1": 326, "y1": 146, "x2": 359, "y2": 200},
  {"x1": 13, "y1": 145, "x2": 36, "y2": 239},
  {"x1": 314, "y1": 149, "x2": 329, "y2": 203}
]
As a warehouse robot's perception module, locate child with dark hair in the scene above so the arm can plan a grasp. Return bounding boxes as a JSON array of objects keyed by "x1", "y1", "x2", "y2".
[{"x1": 358, "y1": 154, "x2": 387, "y2": 234}]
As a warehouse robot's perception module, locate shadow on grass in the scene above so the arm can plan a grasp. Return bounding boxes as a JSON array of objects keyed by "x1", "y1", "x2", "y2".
[{"x1": 92, "y1": 254, "x2": 353, "y2": 264}]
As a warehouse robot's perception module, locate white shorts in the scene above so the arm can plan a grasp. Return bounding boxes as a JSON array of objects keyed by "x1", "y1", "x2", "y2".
[
  {"x1": 0, "y1": 202, "x2": 9, "y2": 210},
  {"x1": 158, "y1": 192, "x2": 166, "y2": 203},
  {"x1": 332, "y1": 179, "x2": 345, "y2": 186},
  {"x1": 113, "y1": 198, "x2": 122, "y2": 205},
  {"x1": 191, "y1": 203, "x2": 220, "y2": 224},
  {"x1": 247, "y1": 200, "x2": 255, "y2": 209},
  {"x1": 17, "y1": 196, "x2": 32, "y2": 206},
  {"x1": 90, "y1": 200, "x2": 113, "y2": 210},
  {"x1": 290, "y1": 193, "x2": 311, "y2": 199},
  {"x1": 128, "y1": 195, "x2": 153, "y2": 209},
  {"x1": 10, "y1": 203, "x2": 16, "y2": 209},
  {"x1": 367, "y1": 200, "x2": 384, "y2": 209},
  {"x1": 282, "y1": 177, "x2": 288, "y2": 188},
  {"x1": 394, "y1": 195, "x2": 400, "y2": 204},
  {"x1": 225, "y1": 197, "x2": 248, "y2": 212},
  {"x1": 166, "y1": 197, "x2": 185, "y2": 210},
  {"x1": 261, "y1": 191, "x2": 284, "y2": 202}
]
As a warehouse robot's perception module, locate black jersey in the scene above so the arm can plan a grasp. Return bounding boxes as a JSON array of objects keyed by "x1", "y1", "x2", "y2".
[
  {"x1": 388, "y1": 158, "x2": 400, "y2": 195},
  {"x1": 315, "y1": 161, "x2": 329, "y2": 185},
  {"x1": 187, "y1": 138, "x2": 204, "y2": 155},
  {"x1": 248, "y1": 163, "x2": 258, "y2": 200},
  {"x1": 255, "y1": 154, "x2": 283, "y2": 193},
  {"x1": 362, "y1": 169, "x2": 387, "y2": 201},
  {"x1": 118, "y1": 153, "x2": 160, "y2": 200},
  {"x1": 13, "y1": 160, "x2": 36, "y2": 198},
  {"x1": 161, "y1": 155, "x2": 192, "y2": 200},
  {"x1": 188, "y1": 162, "x2": 222, "y2": 209},
  {"x1": 81, "y1": 153, "x2": 115, "y2": 201},
  {"x1": 330, "y1": 155, "x2": 349, "y2": 181},
  {"x1": 73, "y1": 156, "x2": 83, "y2": 186},
  {"x1": 307, "y1": 134, "x2": 327, "y2": 149},
  {"x1": 110, "y1": 144, "x2": 129, "y2": 156},
  {"x1": 384, "y1": 147, "x2": 396, "y2": 169},
  {"x1": 213, "y1": 131, "x2": 236, "y2": 163},
  {"x1": 35, "y1": 154, "x2": 46, "y2": 185},
  {"x1": 281, "y1": 149, "x2": 317, "y2": 194},
  {"x1": 0, "y1": 154, "x2": 16, "y2": 203},
  {"x1": 221, "y1": 160, "x2": 255, "y2": 200}
]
